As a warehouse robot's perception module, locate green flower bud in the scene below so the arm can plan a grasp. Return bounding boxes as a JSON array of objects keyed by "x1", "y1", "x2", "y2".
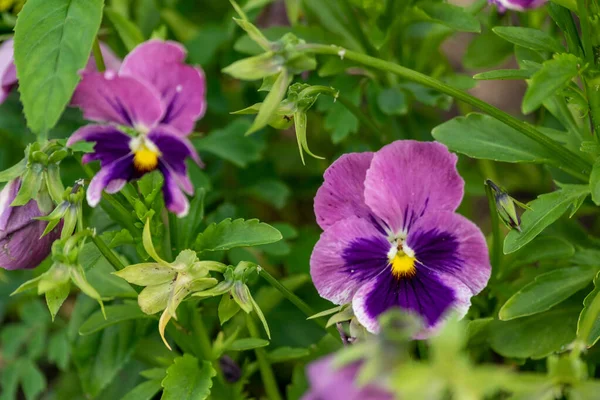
[{"x1": 485, "y1": 179, "x2": 529, "y2": 232}]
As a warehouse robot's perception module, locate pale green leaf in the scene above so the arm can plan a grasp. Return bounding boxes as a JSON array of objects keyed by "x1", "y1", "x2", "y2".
[{"x1": 194, "y1": 218, "x2": 282, "y2": 252}]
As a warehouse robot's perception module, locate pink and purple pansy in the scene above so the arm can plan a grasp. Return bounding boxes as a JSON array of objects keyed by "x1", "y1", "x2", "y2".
[
  {"x1": 68, "y1": 40, "x2": 206, "y2": 217},
  {"x1": 489, "y1": 0, "x2": 546, "y2": 11},
  {"x1": 310, "y1": 140, "x2": 491, "y2": 336}
]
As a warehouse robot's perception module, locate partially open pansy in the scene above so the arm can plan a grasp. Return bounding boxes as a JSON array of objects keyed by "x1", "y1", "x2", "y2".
[
  {"x1": 310, "y1": 140, "x2": 491, "y2": 336},
  {"x1": 68, "y1": 40, "x2": 206, "y2": 217},
  {"x1": 489, "y1": 0, "x2": 546, "y2": 11}
]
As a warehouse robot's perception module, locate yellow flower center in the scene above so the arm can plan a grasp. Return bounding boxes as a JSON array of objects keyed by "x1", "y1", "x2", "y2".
[
  {"x1": 390, "y1": 248, "x2": 416, "y2": 279},
  {"x1": 132, "y1": 141, "x2": 160, "y2": 173}
]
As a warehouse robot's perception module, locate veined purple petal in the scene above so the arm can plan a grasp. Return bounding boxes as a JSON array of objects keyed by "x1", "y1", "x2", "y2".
[
  {"x1": 364, "y1": 141, "x2": 464, "y2": 234},
  {"x1": 84, "y1": 43, "x2": 122, "y2": 72},
  {"x1": 160, "y1": 164, "x2": 190, "y2": 217},
  {"x1": 68, "y1": 125, "x2": 132, "y2": 167},
  {"x1": 303, "y1": 356, "x2": 393, "y2": 400},
  {"x1": 352, "y1": 268, "x2": 457, "y2": 334},
  {"x1": 407, "y1": 211, "x2": 491, "y2": 295},
  {"x1": 0, "y1": 39, "x2": 16, "y2": 104},
  {"x1": 120, "y1": 40, "x2": 206, "y2": 135},
  {"x1": 310, "y1": 216, "x2": 389, "y2": 305},
  {"x1": 87, "y1": 154, "x2": 135, "y2": 207},
  {"x1": 72, "y1": 71, "x2": 164, "y2": 129},
  {"x1": 0, "y1": 179, "x2": 19, "y2": 231},
  {"x1": 0, "y1": 219, "x2": 58, "y2": 270},
  {"x1": 490, "y1": 0, "x2": 546, "y2": 11},
  {"x1": 314, "y1": 152, "x2": 376, "y2": 231}
]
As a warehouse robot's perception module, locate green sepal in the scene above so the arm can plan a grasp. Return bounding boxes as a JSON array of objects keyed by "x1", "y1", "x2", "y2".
[
  {"x1": 0, "y1": 158, "x2": 27, "y2": 183},
  {"x1": 11, "y1": 163, "x2": 43, "y2": 207},
  {"x1": 45, "y1": 281, "x2": 71, "y2": 321},
  {"x1": 70, "y1": 263, "x2": 105, "y2": 318},
  {"x1": 222, "y1": 52, "x2": 283, "y2": 81},
  {"x1": 44, "y1": 163, "x2": 64, "y2": 204}
]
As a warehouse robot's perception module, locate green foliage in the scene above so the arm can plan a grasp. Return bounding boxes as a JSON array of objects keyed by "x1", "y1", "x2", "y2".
[
  {"x1": 195, "y1": 218, "x2": 283, "y2": 252},
  {"x1": 161, "y1": 355, "x2": 216, "y2": 400}
]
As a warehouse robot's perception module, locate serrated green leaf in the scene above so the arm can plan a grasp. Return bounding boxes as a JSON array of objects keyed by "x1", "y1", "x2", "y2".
[
  {"x1": 504, "y1": 186, "x2": 590, "y2": 253},
  {"x1": 228, "y1": 337, "x2": 270, "y2": 351},
  {"x1": 432, "y1": 113, "x2": 554, "y2": 163},
  {"x1": 195, "y1": 218, "x2": 282, "y2": 252},
  {"x1": 105, "y1": 8, "x2": 145, "y2": 52},
  {"x1": 162, "y1": 355, "x2": 216, "y2": 400},
  {"x1": 522, "y1": 54, "x2": 580, "y2": 114},
  {"x1": 499, "y1": 266, "x2": 596, "y2": 320},
  {"x1": 418, "y1": 2, "x2": 480, "y2": 33},
  {"x1": 493, "y1": 26, "x2": 564, "y2": 53},
  {"x1": 79, "y1": 303, "x2": 152, "y2": 335},
  {"x1": 13, "y1": 0, "x2": 103, "y2": 135},
  {"x1": 121, "y1": 379, "x2": 162, "y2": 400}
]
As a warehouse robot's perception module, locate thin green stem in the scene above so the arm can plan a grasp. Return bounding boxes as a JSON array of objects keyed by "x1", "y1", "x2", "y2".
[
  {"x1": 246, "y1": 314, "x2": 282, "y2": 400},
  {"x1": 258, "y1": 269, "x2": 341, "y2": 342},
  {"x1": 485, "y1": 183, "x2": 502, "y2": 278},
  {"x1": 573, "y1": 288, "x2": 600, "y2": 358},
  {"x1": 337, "y1": 95, "x2": 380, "y2": 137},
  {"x1": 299, "y1": 43, "x2": 592, "y2": 181},
  {"x1": 91, "y1": 235, "x2": 126, "y2": 271},
  {"x1": 92, "y1": 38, "x2": 106, "y2": 72}
]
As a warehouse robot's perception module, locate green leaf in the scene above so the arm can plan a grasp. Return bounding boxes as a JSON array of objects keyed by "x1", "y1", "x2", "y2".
[
  {"x1": 377, "y1": 88, "x2": 408, "y2": 115},
  {"x1": 79, "y1": 303, "x2": 152, "y2": 335},
  {"x1": 504, "y1": 186, "x2": 590, "y2": 253},
  {"x1": 492, "y1": 26, "x2": 564, "y2": 53},
  {"x1": 432, "y1": 113, "x2": 554, "y2": 163},
  {"x1": 18, "y1": 359, "x2": 47, "y2": 400},
  {"x1": 522, "y1": 54, "x2": 580, "y2": 114},
  {"x1": 121, "y1": 380, "x2": 162, "y2": 400},
  {"x1": 228, "y1": 338, "x2": 270, "y2": 351},
  {"x1": 0, "y1": 158, "x2": 26, "y2": 183},
  {"x1": 161, "y1": 355, "x2": 216, "y2": 400},
  {"x1": 577, "y1": 272, "x2": 600, "y2": 346},
  {"x1": 267, "y1": 347, "x2": 310, "y2": 363},
  {"x1": 45, "y1": 281, "x2": 71, "y2": 321},
  {"x1": 105, "y1": 8, "x2": 145, "y2": 51},
  {"x1": 418, "y1": 2, "x2": 480, "y2": 33},
  {"x1": 13, "y1": 0, "x2": 103, "y2": 135},
  {"x1": 463, "y1": 29, "x2": 513, "y2": 69},
  {"x1": 473, "y1": 69, "x2": 534, "y2": 80},
  {"x1": 499, "y1": 266, "x2": 596, "y2": 320},
  {"x1": 244, "y1": 179, "x2": 291, "y2": 209},
  {"x1": 195, "y1": 218, "x2": 282, "y2": 252},
  {"x1": 218, "y1": 294, "x2": 241, "y2": 325},
  {"x1": 194, "y1": 119, "x2": 265, "y2": 167},
  {"x1": 489, "y1": 306, "x2": 579, "y2": 359},
  {"x1": 47, "y1": 330, "x2": 70, "y2": 370},
  {"x1": 590, "y1": 157, "x2": 600, "y2": 205},
  {"x1": 507, "y1": 236, "x2": 575, "y2": 267}
]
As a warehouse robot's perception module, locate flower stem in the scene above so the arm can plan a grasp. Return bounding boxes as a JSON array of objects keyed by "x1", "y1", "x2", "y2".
[
  {"x1": 246, "y1": 314, "x2": 282, "y2": 400},
  {"x1": 298, "y1": 43, "x2": 592, "y2": 181},
  {"x1": 92, "y1": 38, "x2": 106, "y2": 72},
  {"x1": 484, "y1": 183, "x2": 502, "y2": 278},
  {"x1": 91, "y1": 235, "x2": 126, "y2": 271},
  {"x1": 258, "y1": 269, "x2": 342, "y2": 342}
]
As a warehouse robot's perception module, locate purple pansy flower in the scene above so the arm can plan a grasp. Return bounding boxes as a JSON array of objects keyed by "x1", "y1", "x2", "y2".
[
  {"x1": 68, "y1": 40, "x2": 207, "y2": 217},
  {"x1": 0, "y1": 179, "x2": 59, "y2": 270},
  {"x1": 489, "y1": 0, "x2": 546, "y2": 11},
  {"x1": 310, "y1": 141, "x2": 491, "y2": 336},
  {"x1": 0, "y1": 39, "x2": 120, "y2": 105},
  {"x1": 302, "y1": 356, "x2": 393, "y2": 400}
]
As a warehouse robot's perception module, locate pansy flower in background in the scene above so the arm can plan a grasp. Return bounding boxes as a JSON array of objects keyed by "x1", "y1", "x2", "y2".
[
  {"x1": 0, "y1": 38, "x2": 120, "y2": 105},
  {"x1": 302, "y1": 356, "x2": 393, "y2": 400},
  {"x1": 310, "y1": 140, "x2": 491, "y2": 336},
  {"x1": 489, "y1": 0, "x2": 546, "y2": 11},
  {"x1": 68, "y1": 40, "x2": 206, "y2": 217}
]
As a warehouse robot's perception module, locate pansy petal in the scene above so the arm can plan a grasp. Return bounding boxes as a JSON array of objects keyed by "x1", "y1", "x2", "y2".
[
  {"x1": 87, "y1": 155, "x2": 135, "y2": 207},
  {"x1": 310, "y1": 216, "x2": 389, "y2": 305},
  {"x1": 160, "y1": 165, "x2": 190, "y2": 217},
  {"x1": 352, "y1": 268, "x2": 457, "y2": 334},
  {"x1": 71, "y1": 71, "x2": 163, "y2": 128},
  {"x1": 0, "y1": 39, "x2": 16, "y2": 103},
  {"x1": 407, "y1": 211, "x2": 491, "y2": 295},
  {"x1": 120, "y1": 40, "x2": 206, "y2": 134},
  {"x1": 68, "y1": 125, "x2": 132, "y2": 167},
  {"x1": 314, "y1": 152, "x2": 375, "y2": 230},
  {"x1": 364, "y1": 141, "x2": 464, "y2": 234}
]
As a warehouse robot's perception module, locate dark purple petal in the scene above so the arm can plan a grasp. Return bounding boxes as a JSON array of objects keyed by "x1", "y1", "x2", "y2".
[
  {"x1": 87, "y1": 154, "x2": 135, "y2": 206},
  {"x1": 0, "y1": 39, "x2": 16, "y2": 104},
  {"x1": 159, "y1": 164, "x2": 190, "y2": 217},
  {"x1": 314, "y1": 152, "x2": 377, "y2": 231},
  {"x1": 310, "y1": 216, "x2": 388, "y2": 305},
  {"x1": 407, "y1": 211, "x2": 491, "y2": 295},
  {"x1": 303, "y1": 356, "x2": 393, "y2": 400},
  {"x1": 71, "y1": 71, "x2": 164, "y2": 128},
  {"x1": 120, "y1": 40, "x2": 206, "y2": 135},
  {"x1": 0, "y1": 219, "x2": 59, "y2": 270},
  {"x1": 352, "y1": 268, "x2": 456, "y2": 333},
  {"x1": 364, "y1": 141, "x2": 464, "y2": 234},
  {"x1": 68, "y1": 125, "x2": 132, "y2": 167}
]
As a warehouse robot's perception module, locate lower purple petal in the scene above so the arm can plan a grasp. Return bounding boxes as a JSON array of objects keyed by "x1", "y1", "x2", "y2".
[
  {"x1": 310, "y1": 216, "x2": 389, "y2": 305},
  {"x1": 68, "y1": 125, "x2": 132, "y2": 167},
  {"x1": 87, "y1": 155, "x2": 135, "y2": 206},
  {"x1": 160, "y1": 165, "x2": 190, "y2": 217}
]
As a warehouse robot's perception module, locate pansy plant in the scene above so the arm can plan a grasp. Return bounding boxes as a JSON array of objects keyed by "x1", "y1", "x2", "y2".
[
  {"x1": 114, "y1": 219, "x2": 220, "y2": 349},
  {"x1": 68, "y1": 40, "x2": 206, "y2": 217},
  {"x1": 310, "y1": 140, "x2": 491, "y2": 336}
]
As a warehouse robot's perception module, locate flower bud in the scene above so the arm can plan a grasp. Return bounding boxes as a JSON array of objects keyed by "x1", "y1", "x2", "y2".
[
  {"x1": 0, "y1": 179, "x2": 59, "y2": 270},
  {"x1": 485, "y1": 179, "x2": 527, "y2": 232}
]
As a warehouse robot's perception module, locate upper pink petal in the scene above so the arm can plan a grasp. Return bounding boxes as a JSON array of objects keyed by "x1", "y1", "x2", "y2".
[
  {"x1": 72, "y1": 71, "x2": 164, "y2": 128},
  {"x1": 120, "y1": 40, "x2": 206, "y2": 135},
  {"x1": 314, "y1": 152, "x2": 374, "y2": 230},
  {"x1": 364, "y1": 140, "x2": 464, "y2": 235}
]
